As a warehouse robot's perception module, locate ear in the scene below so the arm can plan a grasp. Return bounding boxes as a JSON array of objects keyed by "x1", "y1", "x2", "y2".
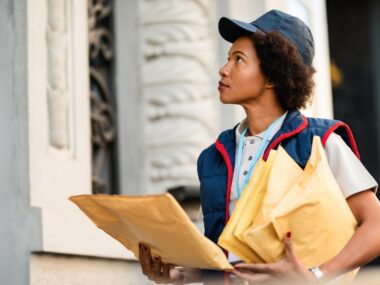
[{"x1": 265, "y1": 80, "x2": 275, "y2": 89}]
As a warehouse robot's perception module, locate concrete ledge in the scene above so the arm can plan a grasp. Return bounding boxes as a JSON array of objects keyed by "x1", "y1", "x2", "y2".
[{"x1": 30, "y1": 252, "x2": 153, "y2": 285}]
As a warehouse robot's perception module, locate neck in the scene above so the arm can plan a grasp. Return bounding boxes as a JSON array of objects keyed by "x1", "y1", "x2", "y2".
[{"x1": 242, "y1": 101, "x2": 285, "y2": 136}]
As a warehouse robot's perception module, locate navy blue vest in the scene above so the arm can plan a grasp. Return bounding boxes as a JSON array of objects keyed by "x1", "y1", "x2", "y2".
[{"x1": 197, "y1": 109, "x2": 359, "y2": 245}]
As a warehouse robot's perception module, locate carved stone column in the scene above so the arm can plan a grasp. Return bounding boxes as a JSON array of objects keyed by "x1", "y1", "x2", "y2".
[
  {"x1": 88, "y1": 0, "x2": 117, "y2": 194},
  {"x1": 46, "y1": 0, "x2": 70, "y2": 149},
  {"x1": 141, "y1": 0, "x2": 219, "y2": 193}
]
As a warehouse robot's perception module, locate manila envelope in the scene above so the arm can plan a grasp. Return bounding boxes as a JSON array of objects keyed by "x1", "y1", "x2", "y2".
[
  {"x1": 218, "y1": 150, "x2": 278, "y2": 263},
  {"x1": 70, "y1": 193, "x2": 233, "y2": 271},
  {"x1": 242, "y1": 137, "x2": 358, "y2": 282}
]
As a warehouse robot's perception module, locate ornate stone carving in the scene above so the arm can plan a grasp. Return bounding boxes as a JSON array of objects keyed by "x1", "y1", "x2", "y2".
[
  {"x1": 88, "y1": 0, "x2": 117, "y2": 194},
  {"x1": 46, "y1": 0, "x2": 69, "y2": 149},
  {"x1": 142, "y1": 0, "x2": 218, "y2": 193}
]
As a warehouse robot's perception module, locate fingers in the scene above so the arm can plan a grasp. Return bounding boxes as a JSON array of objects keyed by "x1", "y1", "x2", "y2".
[
  {"x1": 154, "y1": 258, "x2": 173, "y2": 284},
  {"x1": 162, "y1": 263, "x2": 171, "y2": 279},
  {"x1": 233, "y1": 269, "x2": 274, "y2": 283},
  {"x1": 138, "y1": 242, "x2": 143, "y2": 261},
  {"x1": 153, "y1": 260, "x2": 165, "y2": 284},
  {"x1": 234, "y1": 263, "x2": 273, "y2": 274},
  {"x1": 153, "y1": 256, "x2": 161, "y2": 275},
  {"x1": 139, "y1": 243, "x2": 153, "y2": 278},
  {"x1": 284, "y1": 231, "x2": 295, "y2": 260},
  {"x1": 138, "y1": 243, "x2": 147, "y2": 269},
  {"x1": 171, "y1": 267, "x2": 185, "y2": 284},
  {"x1": 138, "y1": 243, "x2": 174, "y2": 283},
  {"x1": 152, "y1": 256, "x2": 172, "y2": 282}
]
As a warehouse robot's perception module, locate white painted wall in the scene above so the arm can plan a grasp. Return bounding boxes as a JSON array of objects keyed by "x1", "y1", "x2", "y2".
[
  {"x1": 28, "y1": 0, "x2": 131, "y2": 259},
  {"x1": 26, "y1": 0, "x2": 224, "y2": 265},
  {"x1": 0, "y1": 0, "x2": 42, "y2": 283}
]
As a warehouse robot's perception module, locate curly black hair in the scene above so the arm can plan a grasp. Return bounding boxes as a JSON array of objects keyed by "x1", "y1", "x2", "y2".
[{"x1": 247, "y1": 31, "x2": 315, "y2": 110}]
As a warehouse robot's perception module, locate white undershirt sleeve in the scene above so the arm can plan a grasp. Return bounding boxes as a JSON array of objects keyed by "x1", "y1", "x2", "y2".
[{"x1": 324, "y1": 132, "x2": 378, "y2": 199}]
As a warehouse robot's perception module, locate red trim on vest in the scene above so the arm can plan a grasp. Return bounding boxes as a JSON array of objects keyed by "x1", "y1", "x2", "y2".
[
  {"x1": 262, "y1": 115, "x2": 309, "y2": 161},
  {"x1": 215, "y1": 139, "x2": 233, "y2": 227},
  {"x1": 215, "y1": 139, "x2": 232, "y2": 259},
  {"x1": 321, "y1": 122, "x2": 360, "y2": 160},
  {"x1": 216, "y1": 116, "x2": 307, "y2": 259}
]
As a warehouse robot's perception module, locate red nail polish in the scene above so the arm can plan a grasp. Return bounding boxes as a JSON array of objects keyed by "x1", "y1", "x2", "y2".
[{"x1": 287, "y1": 231, "x2": 291, "y2": 238}]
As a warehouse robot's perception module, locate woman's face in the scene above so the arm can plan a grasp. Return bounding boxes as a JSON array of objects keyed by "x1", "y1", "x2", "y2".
[{"x1": 218, "y1": 36, "x2": 269, "y2": 105}]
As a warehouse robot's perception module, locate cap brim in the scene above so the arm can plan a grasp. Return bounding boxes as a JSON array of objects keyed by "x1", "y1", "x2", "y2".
[{"x1": 218, "y1": 17, "x2": 259, "y2": 43}]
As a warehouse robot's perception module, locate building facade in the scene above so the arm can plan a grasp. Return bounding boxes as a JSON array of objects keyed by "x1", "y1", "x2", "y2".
[{"x1": 5, "y1": 0, "x2": 377, "y2": 284}]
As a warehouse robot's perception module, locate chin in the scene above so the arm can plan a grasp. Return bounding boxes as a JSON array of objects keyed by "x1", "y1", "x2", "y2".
[
  {"x1": 220, "y1": 96, "x2": 239, "y2": 105},
  {"x1": 220, "y1": 94, "x2": 233, "y2": 104}
]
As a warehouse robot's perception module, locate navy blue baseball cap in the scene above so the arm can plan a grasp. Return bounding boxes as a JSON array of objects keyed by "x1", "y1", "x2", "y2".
[{"x1": 218, "y1": 10, "x2": 315, "y2": 67}]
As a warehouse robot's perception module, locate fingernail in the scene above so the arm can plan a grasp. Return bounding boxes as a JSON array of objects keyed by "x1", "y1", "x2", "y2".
[{"x1": 287, "y1": 231, "x2": 291, "y2": 238}]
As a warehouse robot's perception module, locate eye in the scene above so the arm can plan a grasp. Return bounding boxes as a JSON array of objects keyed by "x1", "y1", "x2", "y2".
[{"x1": 236, "y1": 55, "x2": 243, "y2": 63}]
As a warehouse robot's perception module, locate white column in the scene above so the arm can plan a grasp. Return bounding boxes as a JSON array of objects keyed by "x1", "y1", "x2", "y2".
[
  {"x1": 114, "y1": 0, "x2": 145, "y2": 196},
  {"x1": 141, "y1": 0, "x2": 220, "y2": 194},
  {"x1": 28, "y1": 0, "x2": 129, "y2": 258},
  {"x1": 0, "y1": 0, "x2": 42, "y2": 283}
]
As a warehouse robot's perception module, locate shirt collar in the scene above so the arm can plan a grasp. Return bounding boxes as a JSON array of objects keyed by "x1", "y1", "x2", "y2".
[{"x1": 235, "y1": 111, "x2": 288, "y2": 144}]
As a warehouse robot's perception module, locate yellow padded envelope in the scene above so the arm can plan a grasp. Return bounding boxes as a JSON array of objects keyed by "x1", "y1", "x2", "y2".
[
  {"x1": 251, "y1": 145, "x2": 303, "y2": 227},
  {"x1": 218, "y1": 150, "x2": 278, "y2": 263},
  {"x1": 242, "y1": 137, "x2": 357, "y2": 267},
  {"x1": 241, "y1": 137, "x2": 358, "y2": 282},
  {"x1": 218, "y1": 136, "x2": 358, "y2": 282},
  {"x1": 70, "y1": 193, "x2": 233, "y2": 271}
]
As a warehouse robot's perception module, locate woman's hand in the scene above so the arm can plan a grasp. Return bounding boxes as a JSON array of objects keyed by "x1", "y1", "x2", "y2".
[
  {"x1": 233, "y1": 232, "x2": 316, "y2": 283},
  {"x1": 139, "y1": 243, "x2": 184, "y2": 284}
]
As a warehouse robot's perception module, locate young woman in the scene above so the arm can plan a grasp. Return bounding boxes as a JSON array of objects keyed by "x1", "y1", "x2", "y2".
[{"x1": 139, "y1": 10, "x2": 380, "y2": 284}]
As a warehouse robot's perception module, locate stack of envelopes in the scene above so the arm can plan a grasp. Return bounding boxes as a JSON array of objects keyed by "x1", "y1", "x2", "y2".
[{"x1": 218, "y1": 136, "x2": 358, "y2": 280}]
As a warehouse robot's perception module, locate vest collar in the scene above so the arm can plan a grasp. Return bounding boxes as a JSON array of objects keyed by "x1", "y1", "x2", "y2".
[
  {"x1": 214, "y1": 109, "x2": 307, "y2": 223},
  {"x1": 263, "y1": 109, "x2": 308, "y2": 160},
  {"x1": 217, "y1": 109, "x2": 305, "y2": 145}
]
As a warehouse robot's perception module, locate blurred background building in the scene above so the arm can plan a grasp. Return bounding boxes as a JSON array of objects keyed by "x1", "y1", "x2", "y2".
[{"x1": 0, "y1": 0, "x2": 379, "y2": 284}]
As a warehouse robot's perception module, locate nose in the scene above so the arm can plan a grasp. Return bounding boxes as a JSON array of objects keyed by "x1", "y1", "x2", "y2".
[{"x1": 219, "y1": 62, "x2": 230, "y2": 77}]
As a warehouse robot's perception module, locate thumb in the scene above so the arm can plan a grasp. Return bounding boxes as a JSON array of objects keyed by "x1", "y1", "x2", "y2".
[{"x1": 284, "y1": 231, "x2": 295, "y2": 259}]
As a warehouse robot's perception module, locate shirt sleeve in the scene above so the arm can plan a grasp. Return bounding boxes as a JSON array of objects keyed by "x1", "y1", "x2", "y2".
[{"x1": 324, "y1": 132, "x2": 378, "y2": 199}]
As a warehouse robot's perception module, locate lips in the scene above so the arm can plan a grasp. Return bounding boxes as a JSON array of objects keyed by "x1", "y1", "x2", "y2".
[
  {"x1": 218, "y1": 81, "x2": 230, "y2": 92},
  {"x1": 218, "y1": 81, "x2": 230, "y2": 88}
]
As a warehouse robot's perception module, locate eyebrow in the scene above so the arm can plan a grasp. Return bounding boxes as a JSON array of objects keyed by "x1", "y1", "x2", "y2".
[{"x1": 228, "y1": 50, "x2": 247, "y2": 57}]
